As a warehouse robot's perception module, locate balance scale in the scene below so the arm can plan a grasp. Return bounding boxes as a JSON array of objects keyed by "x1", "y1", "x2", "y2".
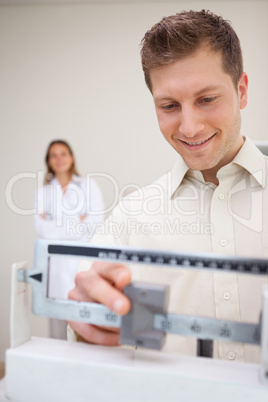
[{"x1": 2, "y1": 240, "x2": 268, "y2": 401}]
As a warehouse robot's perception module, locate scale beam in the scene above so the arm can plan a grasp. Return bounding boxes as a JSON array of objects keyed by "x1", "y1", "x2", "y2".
[{"x1": 17, "y1": 239, "x2": 268, "y2": 384}]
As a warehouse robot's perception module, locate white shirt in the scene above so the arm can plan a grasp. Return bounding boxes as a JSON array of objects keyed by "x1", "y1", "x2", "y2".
[
  {"x1": 34, "y1": 175, "x2": 104, "y2": 241},
  {"x1": 77, "y1": 138, "x2": 268, "y2": 363},
  {"x1": 34, "y1": 175, "x2": 104, "y2": 299}
]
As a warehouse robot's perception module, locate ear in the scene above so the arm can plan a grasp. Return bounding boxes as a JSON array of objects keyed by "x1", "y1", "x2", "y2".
[{"x1": 238, "y1": 72, "x2": 248, "y2": 110}]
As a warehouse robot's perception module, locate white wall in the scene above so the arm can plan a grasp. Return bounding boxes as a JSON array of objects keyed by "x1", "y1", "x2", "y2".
[{"x1": 0, "y1": 0, "x2": 268, "y2": 361}]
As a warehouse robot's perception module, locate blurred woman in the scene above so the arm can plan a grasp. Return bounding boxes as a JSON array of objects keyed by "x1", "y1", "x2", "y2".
[{"x1": 34, "y1": 140, "x2": 104, "y2": 339}]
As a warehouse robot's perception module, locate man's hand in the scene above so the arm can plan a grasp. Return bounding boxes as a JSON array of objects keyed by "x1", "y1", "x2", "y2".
[{"x1": 67, "y1": 261, "x2": 131, "y2": 346}]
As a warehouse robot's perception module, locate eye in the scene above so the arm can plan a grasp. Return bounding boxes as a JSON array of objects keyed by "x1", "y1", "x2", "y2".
[
  {"x1": 200, "y1": 97, "x2": 215, "y2": 104},
  {"x1": 161, "y1": 103, "x2": 178, "y2": 111}
]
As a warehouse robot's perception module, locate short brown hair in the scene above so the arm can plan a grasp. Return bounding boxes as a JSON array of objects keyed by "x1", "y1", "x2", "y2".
[{"x1": 141, "y1": 10, "x2": 243, "y2": 91}]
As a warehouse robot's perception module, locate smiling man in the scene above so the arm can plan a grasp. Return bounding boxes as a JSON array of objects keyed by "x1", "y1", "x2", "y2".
[
  {"x1": 68, "y1": 10, "x2": 268, "y2": 363},
  {"x1": 151, "y1": 50, "x2": 247, "y2": 185}
]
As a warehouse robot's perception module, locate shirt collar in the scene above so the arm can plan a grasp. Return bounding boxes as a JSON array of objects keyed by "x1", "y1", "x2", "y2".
[
  {"x1": 49, "y1": 174, "x2": 81, "y2": 186},
  {"x1": 168, "y1": 156, "x2": 189, "y2": 198},
  {"x1": 168, "y1": 136, "x2": 267, "y2": 198},
  {"x1": 230, "y1": 136, "x2": 266, "y2": 188},
  {"x1": 71, "y1": 174, "x2": 83, "y2": 184}
]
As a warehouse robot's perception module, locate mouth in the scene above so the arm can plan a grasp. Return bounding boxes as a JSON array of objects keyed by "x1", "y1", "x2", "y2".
[{"x1": 181, "y1": 133, "x2": 216, "y2": 149}]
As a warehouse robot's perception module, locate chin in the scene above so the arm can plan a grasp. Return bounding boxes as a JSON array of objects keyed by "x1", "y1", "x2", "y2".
[{"x1": 184, "y1": 159, "x2": 217, "y2": 172}]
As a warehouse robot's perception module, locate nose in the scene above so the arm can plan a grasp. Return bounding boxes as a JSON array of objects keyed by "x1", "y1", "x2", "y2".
[{"x1": 179, "y1": 106, "x2": 205, "y2": 138}]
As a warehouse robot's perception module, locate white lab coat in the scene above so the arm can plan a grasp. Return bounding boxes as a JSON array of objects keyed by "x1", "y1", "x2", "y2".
[{"x1": 34, "y1": 175, "x2": 104, "y2": 300}]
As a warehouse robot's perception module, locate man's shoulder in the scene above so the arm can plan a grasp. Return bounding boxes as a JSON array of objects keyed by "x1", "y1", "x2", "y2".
[
  {"x1": 124, "y1": 159, "x2": 187, "y2": 201},
  {"x1": 123, "y1": 170, "x2": 172, "y2": 201}
]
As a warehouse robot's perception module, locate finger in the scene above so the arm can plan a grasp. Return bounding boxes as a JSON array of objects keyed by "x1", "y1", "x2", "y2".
[
  {"x1": 68, "y1": 321, "x2": 120, "y2": 346},
  {"x1": 69, "y1": 263, "x2": 132, "y2": 315},
  {"x1": 75, "y1": 269, "x2": 131, "y2": 315},
  {"x1": 96, "y1": 325, "x2": 120, "y2": 333},
  {"x1": 68, "y1": 282, "x2": 95, "y2": 303},
  {"x1": 93, "y1": 261, "x2": 131, "y2": 290}
]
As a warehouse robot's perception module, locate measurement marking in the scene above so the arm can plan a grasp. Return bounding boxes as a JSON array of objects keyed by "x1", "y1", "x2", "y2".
[
  {"x1": 79, "y1": 307, "x2": 91, "y2": 319},
  {"x1": 191, "y1": 321, "x2": 202, "y2": 334},
  {"x1": 143, "y1": 256, "x2": 152, "y2": 263},
  {"x1": 161, "y1": 320, "x2": 172, "y2": 331},
  {"x1": 48, "y1": 244, "x2": 268, "y2": 276},
  {"x1": 219, "y1": 325, "x2": 231, "y2": 338},
  {"x1": 106, "y1": 312, "x2": 118, "y2": 322}
]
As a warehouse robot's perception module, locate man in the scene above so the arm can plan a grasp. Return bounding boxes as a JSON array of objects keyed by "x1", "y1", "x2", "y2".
[{"x1": 68, "y1": 10, "x2": 268, "y2": 363}]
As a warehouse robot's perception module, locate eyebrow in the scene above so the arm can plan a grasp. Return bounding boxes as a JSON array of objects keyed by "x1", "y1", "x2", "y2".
[
  {"x1": 194, "y1": 85, "x2": 225, "y2": 96},
  {"x1": 154, "y1": 85, "x2": 225, "y2": 102}
]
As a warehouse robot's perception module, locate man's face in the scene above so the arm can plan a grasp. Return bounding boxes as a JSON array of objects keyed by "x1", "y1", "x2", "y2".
[{"x1": 151, "y1": 48, "x2": 248, "y2": 183}]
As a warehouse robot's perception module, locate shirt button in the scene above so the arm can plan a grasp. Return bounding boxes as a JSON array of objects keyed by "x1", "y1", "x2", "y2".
[
  {"x1": 223, "y1": 292, "x2": 231, "y2": 300},
  {"x1": 218, "y1": 193, "x2": 225, "y2": 200},
  {"x1": 228, "y1": 351, "x2": 236, "y2": 360},
  {"x1": 220, "y1": 239, "x2": 227, "y2": 247}
]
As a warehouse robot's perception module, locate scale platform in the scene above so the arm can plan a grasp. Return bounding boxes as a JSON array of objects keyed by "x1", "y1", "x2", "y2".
[{"x1": 4, "y1": 337, "x2": 268, "y2": 402}]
